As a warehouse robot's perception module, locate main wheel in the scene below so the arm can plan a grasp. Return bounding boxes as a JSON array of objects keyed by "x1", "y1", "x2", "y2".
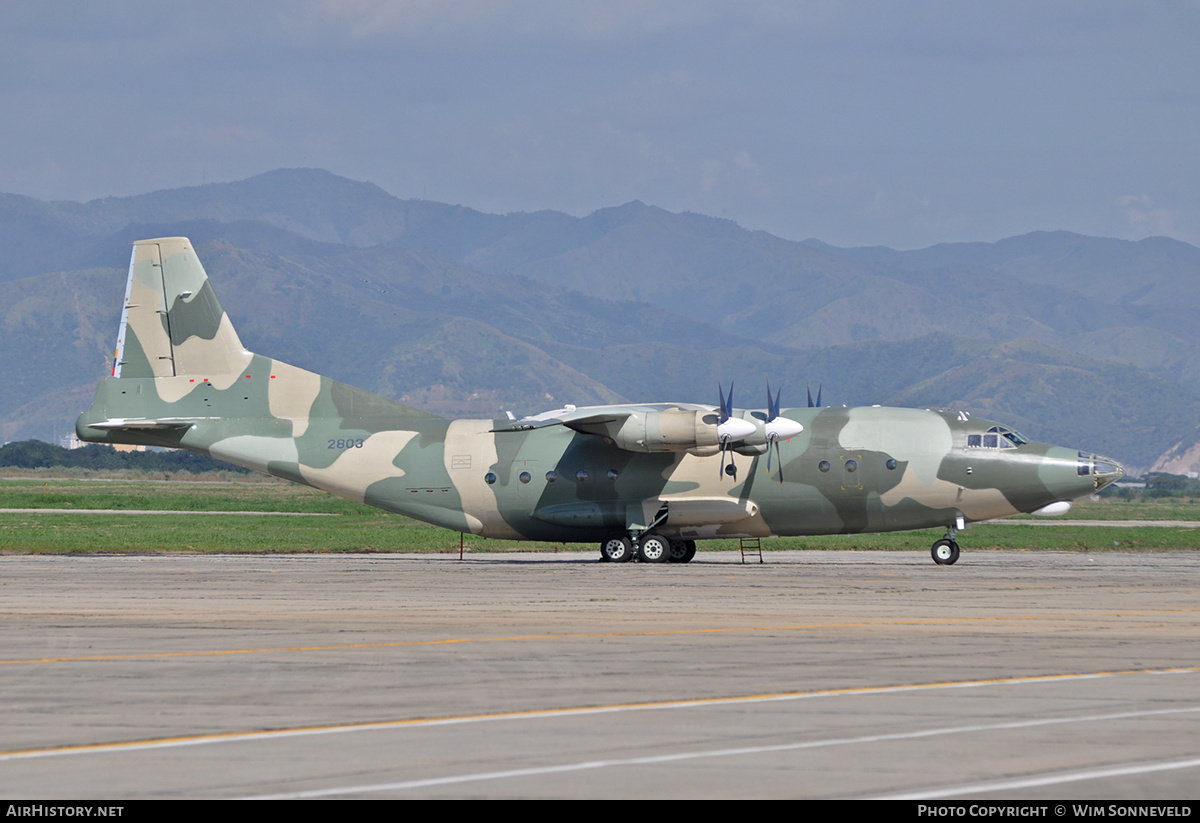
[
  {"x1": 600, "y1": 535, "x2": 634, "y2": 562},
  {"x1": 682, "y1": 539, "x2": 697, "y2": 562},
  {"x1": 637, "y1": 533, "x2": 671, "y2": 563},
  {"x1": 668, "y1": 538, "x2": 697, "y2": 563},
  {"x1": 931, "y1": 538, "x2": 960, "y2": 565}
]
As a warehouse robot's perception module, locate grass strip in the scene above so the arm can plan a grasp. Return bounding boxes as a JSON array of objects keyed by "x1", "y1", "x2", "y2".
[{"x1": 2, "y1": 476, "x2": 1199, "y2": 554}]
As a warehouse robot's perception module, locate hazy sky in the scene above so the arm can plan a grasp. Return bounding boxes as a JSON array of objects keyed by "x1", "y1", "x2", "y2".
[{"x1": 2, "y1": 1, "x2": 1197, "y2": 248}]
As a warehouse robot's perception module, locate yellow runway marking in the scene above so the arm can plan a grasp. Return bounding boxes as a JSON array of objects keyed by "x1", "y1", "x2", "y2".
[
  {"x1": 1, "y1": 608, "x2": 1197, "y2": 665},
  {"x1": 1, "y1": 666, "x2": 1195, "y2": 763}
]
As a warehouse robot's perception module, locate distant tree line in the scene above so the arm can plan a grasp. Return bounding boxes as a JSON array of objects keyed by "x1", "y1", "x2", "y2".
[
  {"x1": 1104, "y1": 472, "x2": 1200, "y2": 499},
  {"x1": 0, "y1": 441, "x2": 251, "y2": 474}
]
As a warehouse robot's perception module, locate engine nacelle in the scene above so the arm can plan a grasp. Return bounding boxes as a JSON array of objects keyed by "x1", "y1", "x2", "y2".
[
  {"x1": 565, "y1": 406, "x2": 801, "y2": 456},
  {"x1": 586, "y1": 409, "x2": 722, "y2": 455}
]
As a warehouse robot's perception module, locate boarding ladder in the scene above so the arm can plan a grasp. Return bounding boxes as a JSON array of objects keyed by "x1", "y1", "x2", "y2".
[{"x1": 739, "y1": 537, "x2": 763, "y2": 564}]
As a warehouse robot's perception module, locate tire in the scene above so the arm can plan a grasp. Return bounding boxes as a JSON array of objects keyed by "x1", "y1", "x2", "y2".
[
  {"x1": 931, "y1": 538, "x2": 960, "y2": 565},
  {"x1": 637, "y1": 533, "x2": 670, "y2": 563},
  {"x1": 600, "y1": 535, "x2": 634, "y2": 562},
  {"x1": 668, "y1": 538, "x2": 697, "y2": 563}
]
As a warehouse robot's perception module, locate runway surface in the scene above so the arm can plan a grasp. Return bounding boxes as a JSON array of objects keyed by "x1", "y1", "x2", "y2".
[{"x1": 1, "y1": 549, "x2": 1198, "y2": 799}]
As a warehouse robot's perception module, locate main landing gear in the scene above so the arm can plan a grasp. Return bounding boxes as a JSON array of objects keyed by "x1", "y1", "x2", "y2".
[{"x1": 599, "y1": 533, "x2": 696, "y2": 563}]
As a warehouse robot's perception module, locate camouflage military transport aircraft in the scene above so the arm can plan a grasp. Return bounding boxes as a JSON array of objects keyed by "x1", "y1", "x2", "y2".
[{"x1": 77, "y1": 237, "x2": 1125, "y2": 565}]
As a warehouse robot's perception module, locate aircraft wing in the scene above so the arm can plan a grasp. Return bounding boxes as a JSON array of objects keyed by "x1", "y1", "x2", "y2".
[
  {"x1": 490, "y1": 404, "x2": 641, "y2": 434},
  {"x1": 491, "y1": 403, "x2": 727, "y2": 454}
]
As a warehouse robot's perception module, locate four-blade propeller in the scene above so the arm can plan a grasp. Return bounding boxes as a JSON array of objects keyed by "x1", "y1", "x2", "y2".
[
  {"x1": 765, "y1": 382, "x2": 805, "y2": 483},
  {"x1": 717, "y1": 382, "x2": 806, "y2": 482},
  {"x1": 717, "y1": 382, "x2": 756, "y2": 479}
]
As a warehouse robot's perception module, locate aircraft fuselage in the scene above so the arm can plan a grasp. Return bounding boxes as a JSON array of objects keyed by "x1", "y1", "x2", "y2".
[{"x1": 80, "y1": 375, "x2": 1116, "y2": 544}]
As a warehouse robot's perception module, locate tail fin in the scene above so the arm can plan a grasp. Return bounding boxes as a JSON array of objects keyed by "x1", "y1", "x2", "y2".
[
  {"x1": 114, "y1": 237, "x2": 251, "y2": 379},
  {"x1": 81, "y1": 235, "x2": 443, "y2": 451}
]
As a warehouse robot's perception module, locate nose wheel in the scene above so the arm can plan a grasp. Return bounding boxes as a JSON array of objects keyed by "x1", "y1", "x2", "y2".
[{"x1": 931, "y1": 537, "x2": 960, "y2": 565}]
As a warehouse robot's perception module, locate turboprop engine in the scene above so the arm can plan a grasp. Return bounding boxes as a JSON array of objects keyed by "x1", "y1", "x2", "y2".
[
  {"x1": 510, "y1": 386, "x2": 801, "y2": 470},
  {"x1": 576, "y1": 407, "x2": 755, "y2": 456}
]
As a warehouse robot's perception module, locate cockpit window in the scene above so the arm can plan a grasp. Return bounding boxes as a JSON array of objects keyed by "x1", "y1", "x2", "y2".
[
  {"x1": 996, "y1": 426, "x2": 1028, "y2": 447},
  {"x1": 968, "y1": 426, "x2": 1028, "y2": 449}
]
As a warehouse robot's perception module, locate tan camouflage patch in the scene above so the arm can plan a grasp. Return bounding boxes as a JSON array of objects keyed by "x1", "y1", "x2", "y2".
[
  {"x1": 443, "y1": 419, "x2": 521, "y2": 538},
  {"x1": 268, "y1": 361, "x2": 323, "y2": 437},
  {"x1": 120, "y1": 244, "x2": 174, "y2": 378},
  {"x1": 957, "y1": 486, "x2": 1025, "y2": 522},
  {"x1": 171, "y1": 313, "x2": 252, "y2": 384},
  {"x1": 877, "y1": 468, "x2": 961, "y2": 510},
  {"x1": 152, "y1": 376, "x2": 207, "y2": 404},
  {"x1": 299, "y1": 429, "x2": 419, "y2": 503}
]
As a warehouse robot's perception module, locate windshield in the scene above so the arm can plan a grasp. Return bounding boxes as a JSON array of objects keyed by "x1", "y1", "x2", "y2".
[{"x1": 967, "y1": 425, "x2": 1029, "y2": 449}]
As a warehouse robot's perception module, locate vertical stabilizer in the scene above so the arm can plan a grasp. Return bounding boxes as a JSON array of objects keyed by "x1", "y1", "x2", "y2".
[{"x1": 113, "y1": 238, "x2": 251, "y2": 379}]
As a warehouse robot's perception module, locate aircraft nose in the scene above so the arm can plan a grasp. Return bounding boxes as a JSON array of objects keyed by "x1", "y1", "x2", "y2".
[
  {"x1": 1045, "y1": 448, "x2": 1125, "y2": 499},
  {"x1": 1091, "y1": 454, "x2": 1124, "y2": 491}
]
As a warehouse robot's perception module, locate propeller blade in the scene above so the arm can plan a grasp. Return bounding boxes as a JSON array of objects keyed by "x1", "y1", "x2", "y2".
[
  {"x1": 766, "y1": 381, "x2": 780, "y2": 421},
  {"x1": 765, "y1": 380, "x2": 778, "y2": 476},
  {"x1": 805, "y1": 382, "x2": 824, "y2": 407},
  {"x1": 718, "y1": 383, "x2": 728, "y2": 479},
  {"x1": 775, "y1": 440, "x2": 784, "y2": 483},
  {"x1": 719, "y1": 437, "x2": 733, "y2": 480}
]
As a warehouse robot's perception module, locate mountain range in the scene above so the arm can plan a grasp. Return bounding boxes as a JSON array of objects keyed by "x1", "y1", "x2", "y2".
[{"x1": 3, "y1": 168, "x2": 1199, "y2": 474}]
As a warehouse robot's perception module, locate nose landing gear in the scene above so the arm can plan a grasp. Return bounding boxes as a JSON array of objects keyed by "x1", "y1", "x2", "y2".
[
  {"x1": 931, "y1": 537, "x2": 960, "y2": 565},
  {"x1": 931, "y1": 517, "x2": 965, "y2": 566}
]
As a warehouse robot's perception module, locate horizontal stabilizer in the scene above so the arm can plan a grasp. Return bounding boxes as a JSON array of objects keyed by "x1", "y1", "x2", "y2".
[{"x1": 85, "y1": 418, "x2": 195, "y2": 432}]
